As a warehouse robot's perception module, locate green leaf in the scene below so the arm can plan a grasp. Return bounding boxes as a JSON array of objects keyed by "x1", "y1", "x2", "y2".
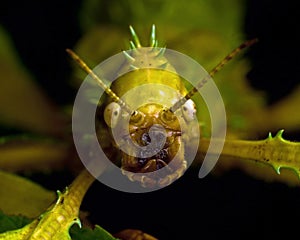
[
  {"x1": 0, "y1": 169, "x2": 56, "y2": 218},
  {"x1": 0, "y1": 211, "x2": 30, "y2": 233},
  {"x1": 70, "y1": 225, "x2": 118, "y2": 240}
]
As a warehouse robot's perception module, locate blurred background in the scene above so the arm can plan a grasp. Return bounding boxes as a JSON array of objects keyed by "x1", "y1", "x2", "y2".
[{"x1": 1, "y1": 0, "x2": 300, "y2": 239}]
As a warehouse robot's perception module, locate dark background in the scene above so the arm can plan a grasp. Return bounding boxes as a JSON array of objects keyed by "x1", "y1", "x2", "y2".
[{"x1": 1, "y1": 1, "x2": 300, "y2": 239}]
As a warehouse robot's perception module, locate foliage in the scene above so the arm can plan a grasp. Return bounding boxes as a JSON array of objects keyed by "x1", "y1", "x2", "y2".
[
  {"x1": 0, "y1": 0, "x2": 299, "y2": 239},
  {"x1": 0, "y1": 211, "x2": 117, "y2": 240},
  {"x1": 0, "y1": 211, "x2": 31, "y2": 233}
]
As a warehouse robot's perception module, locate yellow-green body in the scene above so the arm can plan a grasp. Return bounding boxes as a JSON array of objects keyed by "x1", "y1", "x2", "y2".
[
  {"x1": 110, "y1": 68, "x2": 188, "y2": 101},
  {"x1": 0, "y1": 170, "x2": 94, "y2": 240},
  {"x1": 199, "y1": 130, "x2": 300, "y2": 179},
  {"x1": 1, "y1": 25, "x2": 300, "y2": 240}
]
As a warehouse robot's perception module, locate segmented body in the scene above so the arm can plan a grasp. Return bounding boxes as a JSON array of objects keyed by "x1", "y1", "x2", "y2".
[
  {"x1": 199, "y1": 130, "x2": 300, "y2": 177},
  {"x1": 0, "y1": 169, "x2": 94, "y2": 240},
  {"x1": 30, "y1": 170, "x2": 94, "y2": 240}
]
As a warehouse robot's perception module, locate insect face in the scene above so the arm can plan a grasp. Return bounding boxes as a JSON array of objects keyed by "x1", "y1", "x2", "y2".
[
  {"x1": 102, "y1": 69, "x2": 197, "y2": 187},
  {"x1": 105, "y1": 102, "x2": 185, "y2": 187}
]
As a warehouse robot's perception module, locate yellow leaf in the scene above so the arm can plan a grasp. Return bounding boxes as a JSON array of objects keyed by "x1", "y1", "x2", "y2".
[{"x1": 0, "y1": 170, "x2": 55, "y2": 218}]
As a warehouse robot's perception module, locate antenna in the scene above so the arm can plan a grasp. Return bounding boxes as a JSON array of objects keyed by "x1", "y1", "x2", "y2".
[
  {"x1": 66, "y1": 49, "x2": 133, "y2": 114},
  {"x1": 169, "y1": 38, "x2": 258, "y2": 113}
]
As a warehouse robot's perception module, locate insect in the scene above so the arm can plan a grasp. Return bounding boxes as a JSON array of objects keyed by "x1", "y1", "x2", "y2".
[
  {"x1": 1, "y1": 24, "x2": 300, "y2": 240},
  {"x1": 66, "y1": 25, "x2": 259, "y2": 188}
]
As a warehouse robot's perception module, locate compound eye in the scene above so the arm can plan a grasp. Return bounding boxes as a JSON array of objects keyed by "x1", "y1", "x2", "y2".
[
  {"x1": 161, "y1": 109, "x2": 176, "y2": 124},
  {"x1": 130, "y1": 111, "x2": 144, "y2": 126},
  {"x1": 182, "y1": 99, "x2": 196, "y2": 122},
  {"x1": 104, "y1": 102, "x2": 121, "y2": 128}
]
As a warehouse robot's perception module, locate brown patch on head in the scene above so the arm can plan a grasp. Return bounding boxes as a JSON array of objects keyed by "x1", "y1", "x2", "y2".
[{"x1": 120, "y1": 103, "x2": 186, "y2": 187}]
